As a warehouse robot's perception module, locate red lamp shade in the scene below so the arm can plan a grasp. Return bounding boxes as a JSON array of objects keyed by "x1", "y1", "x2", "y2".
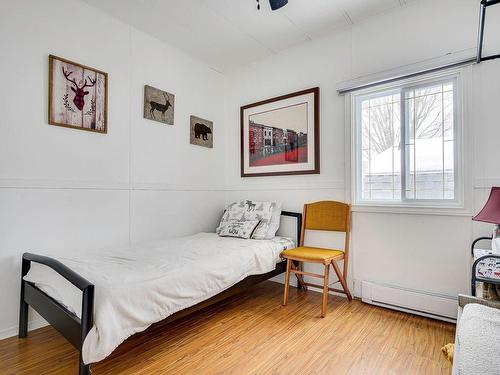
[{"x1": 473, "y1": 187, "x2": 500, "y2": 224}]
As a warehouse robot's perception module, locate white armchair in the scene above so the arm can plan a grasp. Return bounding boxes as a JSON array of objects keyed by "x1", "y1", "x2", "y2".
[{"x1": 453, "y1": 295, "x2": 500, "y2": 375}]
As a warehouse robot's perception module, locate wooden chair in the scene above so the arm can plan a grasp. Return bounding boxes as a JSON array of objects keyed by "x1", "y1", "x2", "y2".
[{"x1": 281, "y1": 201, "x2": 353, "y2": 317}]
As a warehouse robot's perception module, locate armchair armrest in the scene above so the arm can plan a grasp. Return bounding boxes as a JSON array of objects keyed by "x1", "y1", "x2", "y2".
[{"x1": 458, "y1": 294, "x2": 500, "y2": 310}]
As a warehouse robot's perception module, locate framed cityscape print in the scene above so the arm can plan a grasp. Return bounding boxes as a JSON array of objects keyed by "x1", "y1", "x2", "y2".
[
  {"x1": 48, "y1": 55, "x2": 107, "y2": 133},
  {"x1": 240, "y1": 87, "x2": 319, "y2": 177}
]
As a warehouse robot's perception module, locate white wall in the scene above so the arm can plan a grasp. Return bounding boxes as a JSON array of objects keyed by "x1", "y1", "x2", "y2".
[
  {"x1": 0, "y1": 0, "x2": 226, "y2": 337},
  {"x1": 224, "y1": 0, "x2": 500, "y2": 308},
  {"x1": 2, "y1": 0, "x2": 500, "y2": 337}
]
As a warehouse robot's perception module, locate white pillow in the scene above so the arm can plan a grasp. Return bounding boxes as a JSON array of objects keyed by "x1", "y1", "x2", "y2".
[
  {"x1": 217, "y1": 200, "x2": 277, "y2": 240},
  {"x1": 218, "y1": 219, "x2": 260, "y2": 239},
  {"x1": 266, "y1": 201, "x2": 282, "y2": 239}
]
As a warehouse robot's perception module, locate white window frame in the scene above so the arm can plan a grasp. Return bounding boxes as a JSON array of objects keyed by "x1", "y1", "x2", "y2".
[{"x1": 349, "y1": 67, "x2": 471, "y2": 215}]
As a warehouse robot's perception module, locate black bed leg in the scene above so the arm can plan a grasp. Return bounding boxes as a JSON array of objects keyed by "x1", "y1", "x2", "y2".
[
  {"x1": 19, "y1": 256, "x2": 31, "y2": 338},
  {"x1": 18, "y1": 296, "x2": 28, "y2": 338},
  {"x1": 79, "y1": 358, "x2": 91, "y2": 375},
  {"x1": 79, "y1": 285, "x2": 94, "y2": 375}
]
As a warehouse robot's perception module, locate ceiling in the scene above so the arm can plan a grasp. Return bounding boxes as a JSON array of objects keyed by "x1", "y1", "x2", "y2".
[{"x1": 82, "y1": 0, "x2": 413, "y2": 73}]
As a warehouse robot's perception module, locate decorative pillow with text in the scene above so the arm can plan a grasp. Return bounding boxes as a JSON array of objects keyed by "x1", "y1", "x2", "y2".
[
  {"x1": 216, "y1": 200, "x2": 276, "y2": 240},
  {"x1": 218, "y1": 219, "x2": 261, "y2": 239}
]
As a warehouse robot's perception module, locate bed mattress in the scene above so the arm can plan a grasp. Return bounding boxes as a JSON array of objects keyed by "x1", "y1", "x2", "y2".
[{"x1": 24, "y1": 232, "x2": 294, "y2": 364}]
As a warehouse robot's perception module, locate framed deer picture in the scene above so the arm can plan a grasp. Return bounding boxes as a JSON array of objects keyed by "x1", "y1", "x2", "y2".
[
  {"x1": 143, "y1": 85, "x2": 175, "y2": 125},
  {"x1": 48, "y1": 55, "x2": 107, "y2": 133}
]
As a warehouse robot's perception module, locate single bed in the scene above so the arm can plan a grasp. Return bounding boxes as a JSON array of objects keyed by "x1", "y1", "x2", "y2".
[{"x1": 19, "y1": 211, "x2": 301, "y2": 375}]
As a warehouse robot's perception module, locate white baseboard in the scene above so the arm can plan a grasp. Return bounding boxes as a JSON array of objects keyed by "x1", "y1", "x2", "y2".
[
  {"x1": 0, "y1": 318, "x2": 48, "y2": 341},
  {"x1": 361, "y1": 280, "x2": 457, "y2": 322}
]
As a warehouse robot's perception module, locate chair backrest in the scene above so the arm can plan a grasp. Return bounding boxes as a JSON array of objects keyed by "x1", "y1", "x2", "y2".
[
  {"x1": 303, "y1": 201, "x2": 350, "y2": 233},
  {"x1": 301, "y1": 200, "x2": 352, "y2": 277}
]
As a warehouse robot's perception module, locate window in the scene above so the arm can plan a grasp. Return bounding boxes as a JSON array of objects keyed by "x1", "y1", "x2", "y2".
[{"x1": 352, "y1": 71, "x2": 463, "y2": 207}]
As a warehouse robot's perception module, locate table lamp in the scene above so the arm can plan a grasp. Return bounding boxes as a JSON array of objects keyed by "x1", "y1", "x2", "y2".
[{"x1": 473, "y1": 186, "x2": 500, "y2": 252}]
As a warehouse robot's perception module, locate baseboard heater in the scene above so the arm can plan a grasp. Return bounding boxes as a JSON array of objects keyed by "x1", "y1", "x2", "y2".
[{"x1": 361, "y1": 281, "x2": 457, "y2": 322}]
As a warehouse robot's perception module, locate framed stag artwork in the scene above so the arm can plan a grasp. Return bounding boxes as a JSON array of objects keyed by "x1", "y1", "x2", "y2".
[
  {"x1": 240, "y1": 87, "x2": 320, "y2": 177},
  {"x1": 143, "y1": 85, "x2": 175, "y2": 125},
  {"x1": 48, "y1": 55, "x2": 107, "y2": 133},
  {"x1": 190, "y1": 115, "x2": 213, "y2": 148}
]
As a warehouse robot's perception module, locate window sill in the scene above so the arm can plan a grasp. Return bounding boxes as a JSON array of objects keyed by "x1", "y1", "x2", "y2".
[{"x1": 352, "y1": 203, "x2": 472, "y2": 217}]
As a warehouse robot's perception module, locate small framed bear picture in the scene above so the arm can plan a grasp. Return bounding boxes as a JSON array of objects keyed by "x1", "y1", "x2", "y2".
[{"x1": 190, "y1": 115, "x2": 213, "y2": 148}]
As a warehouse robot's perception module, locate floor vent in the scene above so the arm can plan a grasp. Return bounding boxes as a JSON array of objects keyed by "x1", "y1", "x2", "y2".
[{"x1": 361, "y1": 281, "x2": 457, "y2": 322}]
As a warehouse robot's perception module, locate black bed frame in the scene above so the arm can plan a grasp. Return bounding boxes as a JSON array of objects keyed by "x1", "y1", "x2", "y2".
[
  {"x1": 18, "y1": 211, "x2": 302, "y2": 375},
  {"x1": 471, "y1": 236, "x2": 500, "y2": 296}
]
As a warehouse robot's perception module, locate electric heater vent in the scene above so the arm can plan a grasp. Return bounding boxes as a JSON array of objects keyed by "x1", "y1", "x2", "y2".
[{"x1": 361, "y1": 281, "x2": 457, "y2": 322}]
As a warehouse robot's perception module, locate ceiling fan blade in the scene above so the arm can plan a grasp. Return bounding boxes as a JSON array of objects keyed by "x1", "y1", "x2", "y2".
[{"x1": 269, "y1": 0, "x2": 288, "y2": 11}]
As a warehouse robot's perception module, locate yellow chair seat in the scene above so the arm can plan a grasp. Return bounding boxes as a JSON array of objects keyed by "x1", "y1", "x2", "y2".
[{"x1": 281, "y1": 246, "x2": 344, "y2": 261}]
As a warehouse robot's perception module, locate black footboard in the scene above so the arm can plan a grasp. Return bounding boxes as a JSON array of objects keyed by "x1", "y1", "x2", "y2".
[
  {"x1": 19, "y1": 253, "x2": 94, "y2": 375},
  {"x1": 18, "y1": 211, "x2": 301, "y2": 374}
]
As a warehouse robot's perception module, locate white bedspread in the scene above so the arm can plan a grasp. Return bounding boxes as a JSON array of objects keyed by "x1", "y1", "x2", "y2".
[{"x1": 24, "y1": 233, "x2": 294, "y2": 364}]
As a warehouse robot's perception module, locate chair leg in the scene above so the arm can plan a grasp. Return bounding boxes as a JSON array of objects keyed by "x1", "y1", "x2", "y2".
[
  {"x1": 292, "y1": 261, "x2": 307, "y2": 290},
  {"x1": 283, "y1": 259, "x2": 291, "y2": 306},
  {"x1": 331, "y1": 260, "x2": 352, "y2": 301},
  {"x1": 321, "y1": 263, "x2": 330, "y2": 318}
]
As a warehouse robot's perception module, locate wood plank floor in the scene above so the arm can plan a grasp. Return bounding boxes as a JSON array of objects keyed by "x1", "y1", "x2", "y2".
[{"x1": 0, "y1": 281, "x2": 455, "y2": 375}]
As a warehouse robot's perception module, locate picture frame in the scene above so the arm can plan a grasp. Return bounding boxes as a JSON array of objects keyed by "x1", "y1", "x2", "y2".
[
  {"x1": 48, "y1": 55, "x2": 108, "y2": 134},
  {"x1": 143, "y1": 85, "x2": 175, "y2": 125},
  {"x1": 240, "y1": 87, "x2": 320, "y2": 177},
  {"x1": 190, "y1": 115, "x2": 213, "y2": 148}
]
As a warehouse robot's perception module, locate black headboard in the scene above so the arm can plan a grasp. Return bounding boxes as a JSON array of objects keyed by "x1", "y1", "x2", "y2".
[
  {"x1": 221, "y1": 209, "x2": 302, "y2": 245},
  {"x1": 281, "y1": 211, "x2": 302, "y2": 245}
]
